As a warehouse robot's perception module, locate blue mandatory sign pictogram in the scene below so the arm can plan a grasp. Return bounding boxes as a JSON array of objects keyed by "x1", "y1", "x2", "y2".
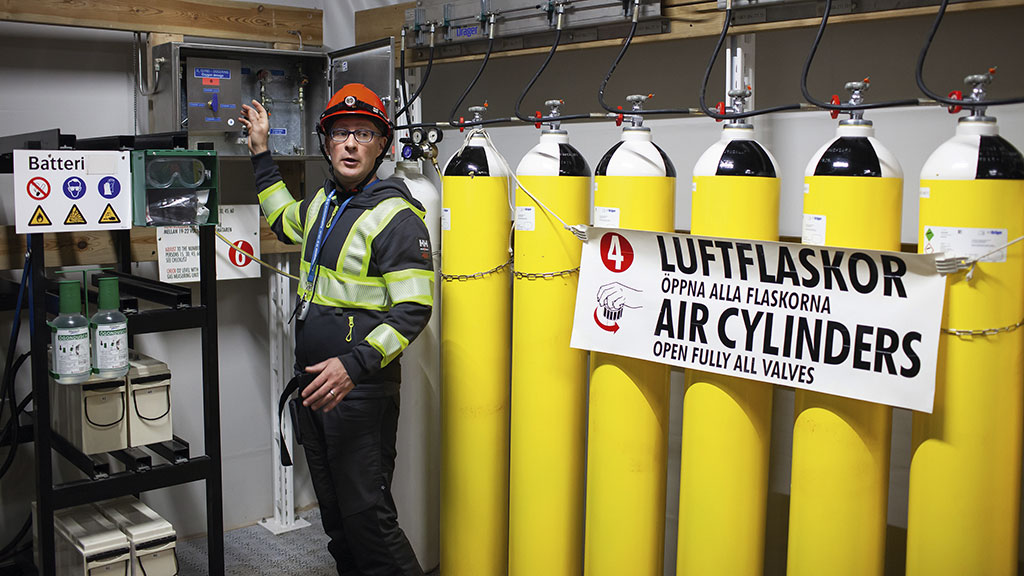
[
  {"x1": 62, "y1": 176, "x2": 87, "y2": 200},
  {"x1": 98, "y1": 176, "x2": 121, "y2": 199}
]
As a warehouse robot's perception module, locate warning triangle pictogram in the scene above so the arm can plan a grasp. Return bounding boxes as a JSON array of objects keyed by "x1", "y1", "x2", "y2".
[
  {"x1": 98, "y1": 203, "x2": 121, "y2": 224},
  {"x1": 64, "y1": 204, "x2": 87, "y2": 225},
  {"x1": 28, "y1": 205, "x2": 51, "y2": 227}
]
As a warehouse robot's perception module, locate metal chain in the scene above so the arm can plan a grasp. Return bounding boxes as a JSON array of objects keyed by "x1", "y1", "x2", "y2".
[
  {"x1": 513, "y1": 266, "x2": 580, "y2": 280},
  {"x1": 941, "y1": 318, "x2": 1024, "y2": 338},
  {"x1": 441, "y1": 258, "x2": 512, "y2": 282}
]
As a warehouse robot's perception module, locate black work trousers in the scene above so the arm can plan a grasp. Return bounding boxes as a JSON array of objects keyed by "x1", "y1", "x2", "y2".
[{"x1": 297, "y1": 393, "x2": 424, "y2": 576}]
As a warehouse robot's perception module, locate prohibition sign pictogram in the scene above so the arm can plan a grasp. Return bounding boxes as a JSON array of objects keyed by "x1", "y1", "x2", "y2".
[{"x1": 27, "y1": 177, "x2": 50, "y2": 200}]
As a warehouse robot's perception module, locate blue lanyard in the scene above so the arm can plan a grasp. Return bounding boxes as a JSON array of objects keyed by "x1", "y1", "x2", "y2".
[{"x1": 307, "y1": 191, "x2": 352, "y2": 284}]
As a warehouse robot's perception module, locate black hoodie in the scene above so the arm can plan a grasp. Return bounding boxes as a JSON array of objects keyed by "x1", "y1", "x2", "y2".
[{"x1": 252, "y1": 151, "x2": 433, "y2": 397}]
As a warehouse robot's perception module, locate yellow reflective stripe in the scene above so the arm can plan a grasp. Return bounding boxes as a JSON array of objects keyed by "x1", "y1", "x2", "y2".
[
  {"x1": 258, "y1": 181, "x2": 294, "y2": 225},
  {"x1": 339, "y1": 198, "x2": 415, "y2": 276},
  {"x1": 279, "y1": 203, "x2": 304, "y2": 244},
  {"x1": 303, "y1": 192, "x2": 329, "y2": 238},
  {"x1": 310, "y1": 269, "x2": 389, "y2": 310},
  {"x1": 366, "y1": 323, "x2": 409, "y2": 368},
  {"x1": 384, "y1": 269, "x2": 434, "y2": 306}
]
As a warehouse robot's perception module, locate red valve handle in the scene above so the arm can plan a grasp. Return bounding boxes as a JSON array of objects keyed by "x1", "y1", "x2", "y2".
[
  {"x1": 615, "y1": 105, "x2": 623, "y2": 127},
  {"x1": 459, "y1": 117, "x2": 465, "y2": 133},
  {"x1": 947, "y1": 90, "x2": 963, "y2": 114},
  {"x1": 715, "y1": 101, "x2": 726, "y2": 123},
  {"x1": 829, "y1": 95, "x2": 841, "y2": 119},
  {"x1": 535, "y1": 111, "x2": 542, "y2": 129}
]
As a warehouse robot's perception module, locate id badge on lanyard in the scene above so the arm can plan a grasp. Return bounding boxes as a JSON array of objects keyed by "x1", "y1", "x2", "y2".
[{"x1": 297, "y1": 192, "x2": 352, "y2": 321}]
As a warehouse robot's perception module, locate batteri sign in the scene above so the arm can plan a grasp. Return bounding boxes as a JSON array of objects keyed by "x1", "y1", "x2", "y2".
[
  {"x1": 13, "y1": 150, "x2": 131, "y2": 233},
  {"x1": 570, "y1": 228, "x2": 947, "y2": 413}
]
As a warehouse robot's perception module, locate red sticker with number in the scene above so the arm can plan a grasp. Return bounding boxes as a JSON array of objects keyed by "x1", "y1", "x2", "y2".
[
  {"x1": 229, "y1": 240, "x2": 253, "y2": 267},
  {"x1": 600, "y1": 232, "x2": 633, "y2": 273}
]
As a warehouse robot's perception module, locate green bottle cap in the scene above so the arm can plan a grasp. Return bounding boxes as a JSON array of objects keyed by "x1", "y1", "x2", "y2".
[
  {"x1": 58, "y1": 280, "x2": 81, "y2": 315},
  {"x1": 98, "y1": 277, "x2": 120, "y2": 311}
]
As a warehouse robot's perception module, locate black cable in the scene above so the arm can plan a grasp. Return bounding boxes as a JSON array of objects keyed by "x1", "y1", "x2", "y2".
[
  {"x1": 448, "y1": 36, "x2": 496, "y2": 128},
  {"x1": 698, "y1": 8, "x2": 801, "y2": 120},
  {"x1": 513, "y1": 28, "x2": 591, "y2": 124},
  {"x1": 395, "y1": 42, "x2": 435, "y2": 120},
  {"x1": 916, "y1": 0, "x2": 1024, "y2": 107},
  {"x1": 399, "y1": 33, "x2": 414, "y2": 128},
  {"x1": 597, "y1": 6, "x2": 692, "y2": 117},
  {"x1": 0, "y1": 352, "x2": 30, "y2": 428},
  {"x1": 0, "y1": 516, "x2": 31, "y2": 562},
  {"x1": 801, "y1": 0, "x2": 921, "y2": 111}
]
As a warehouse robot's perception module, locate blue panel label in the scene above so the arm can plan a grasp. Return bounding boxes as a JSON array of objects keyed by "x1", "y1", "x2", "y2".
[
  {"x1": 205, "y1": 117, "x2": 221, "y2": 122},
  {"x1": 269, "y1": 128, "x2": 287, "y2": 135},
  {"x1": 188, "y1": 102, "x2": 206, "y2": 107},
  {"x1": 271, "y1": 69, "x2": 285, "y2": 76},
  {"x1": 194, "y1": 67, "x2": 231, "y2": 79},
  {"x1": 203, "y1": 87, "x2": 220, "y2": 93},
  {"x1": 455, "y1": 25, "x2": 482, "y2": 39},
  {"x1": 220, "y1": 103, "x2": 237, "y2": 109}
]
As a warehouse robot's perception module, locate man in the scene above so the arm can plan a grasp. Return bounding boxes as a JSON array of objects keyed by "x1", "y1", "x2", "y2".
[{"x1": 239, "y1": 84, "x2": 432, "y2": 576}]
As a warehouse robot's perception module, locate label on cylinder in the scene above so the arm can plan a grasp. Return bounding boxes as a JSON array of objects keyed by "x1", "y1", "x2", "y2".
[
  {"x1": 515, "y1": 206, "x2": 535, "y2": 231},
  {"x1": 594, "y1": 206, "x2": 620, "y2": 228},
  {"x1": 921, "y1": 225, "x2": 1008, "y2": 262},
  {"x1": 441, "y1": 208, "x2": 451, "y2": 231},
  {"x1": 801, "y1": 214, "x2": 826, "y2": 246}
]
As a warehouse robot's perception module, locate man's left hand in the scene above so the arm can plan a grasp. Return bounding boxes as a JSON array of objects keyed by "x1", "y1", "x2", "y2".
[{"x1": 302, "y1": 357, "x2": 353, "y2": 412}]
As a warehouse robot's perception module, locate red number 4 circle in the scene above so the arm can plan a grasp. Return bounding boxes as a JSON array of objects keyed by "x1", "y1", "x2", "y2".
[{"x1": 600, "y1": 232, "x2": 633, "y2": 273}]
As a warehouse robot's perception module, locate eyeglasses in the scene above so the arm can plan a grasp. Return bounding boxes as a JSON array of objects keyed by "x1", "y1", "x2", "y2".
[
  {"x1": 146, "y1": 157, "x2": 208, "y2": 189},
  {"x1": 329, "y1": 127, "x2": 380, "y2": 144}
]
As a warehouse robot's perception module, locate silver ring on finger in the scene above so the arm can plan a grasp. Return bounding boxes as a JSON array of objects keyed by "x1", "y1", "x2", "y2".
[{"x1": 328, "y1": 389, "x2": 336, "y2": 397}]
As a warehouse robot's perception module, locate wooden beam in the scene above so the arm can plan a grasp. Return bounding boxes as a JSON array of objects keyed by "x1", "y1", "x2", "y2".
[
  {"x1": 0, "y1": 223, "x2": 298, "y2": 270},
  {"x1": 0, "y1": 0, "x2": 323, "y2": 46},
  {"x1": 356, "y1": 1, "x2": 414, "y2": 46},
  {"x1": 361, "y1": 0, "x2": 1024, "y2": 66}
]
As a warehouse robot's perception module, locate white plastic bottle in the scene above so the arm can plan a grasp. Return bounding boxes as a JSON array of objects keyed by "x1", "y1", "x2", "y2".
[
  {"x1": 90, "y1": 276, "x2": 128, "y2": 378},
  {"x1": 50, "y1": 280, "x2": 91, "y2": 384}
]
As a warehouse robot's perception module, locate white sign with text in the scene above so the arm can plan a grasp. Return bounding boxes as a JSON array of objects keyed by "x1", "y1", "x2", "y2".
[{"x1": 570, "y1": 228, "x2": 947, "y2": 413}]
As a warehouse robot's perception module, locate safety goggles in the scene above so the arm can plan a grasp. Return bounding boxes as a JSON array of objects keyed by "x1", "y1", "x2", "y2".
[
  {"x1": 146, "y1": 157, "x2": 208, "y2": 189},
  {"x1": 329, "y1": 127, "x2": 380, "y2": 144}
]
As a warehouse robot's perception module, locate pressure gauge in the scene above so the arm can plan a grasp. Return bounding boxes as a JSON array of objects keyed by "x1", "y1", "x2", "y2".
[
  {"x1": 426, "y1": 127, "x2": 443, "y2": 144},
  {"x1": 411, "y1": 128, "x2": 426, "y2": 145}
]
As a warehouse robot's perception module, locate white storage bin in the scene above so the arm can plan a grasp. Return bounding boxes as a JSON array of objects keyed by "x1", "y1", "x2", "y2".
[
  {"x1": 126, "y1": 351, "x2": 173, "y2": 447},
  {"x1": 50, "y1": 371, "x2": 128, "y2": 455},
  {"x1": 95, "y1": 496, "x2": 177, "y2": 576}
]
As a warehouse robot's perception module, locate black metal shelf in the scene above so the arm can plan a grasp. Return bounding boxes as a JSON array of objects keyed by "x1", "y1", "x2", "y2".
[{"x1": 29, "y1": 225, "x2": 224, "y2": 576}]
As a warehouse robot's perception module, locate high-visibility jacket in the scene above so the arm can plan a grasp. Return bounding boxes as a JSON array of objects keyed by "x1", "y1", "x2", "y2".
[{"x1": 253, "y1": 151, "x2": 434, "y2": 396}]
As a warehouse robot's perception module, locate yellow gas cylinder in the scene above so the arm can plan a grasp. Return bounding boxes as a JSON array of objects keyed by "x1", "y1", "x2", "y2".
[
  {"x1": 440, "y1": 112, "x2": 511, "y2": 576},
  {"x1": 679, "y1": 107, "x2": 780, "y2": 576},
  {"x1": 509, "y1": 111, "x2": 591, "y2": 576},
  {"x1": 907, "y1": 74, "x2": 1024, "y2": 576},
  {"x1": 584, "y1": 95, "x2": 675, "y2": 576},
  {"x1": 788, "y1": 82, "x2": 903, "y2": 576}
]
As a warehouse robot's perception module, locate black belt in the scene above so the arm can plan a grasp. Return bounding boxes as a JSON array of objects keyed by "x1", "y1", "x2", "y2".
[{"x1": 277, "y1": 373, "x2": 313, "y2": 466}]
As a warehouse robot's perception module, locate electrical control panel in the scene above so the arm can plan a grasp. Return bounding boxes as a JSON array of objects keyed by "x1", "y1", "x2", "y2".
[{"x1": 141, "y1": 40, "x2": 395, "y2": 158}]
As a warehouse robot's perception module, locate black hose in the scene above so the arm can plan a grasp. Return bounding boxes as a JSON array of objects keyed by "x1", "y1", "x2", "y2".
[
  {"x1": 396, "y1": 43, "x2": 435, "y2": 120},
  {"x1": 449, "y1": 36, "x2": 496, "y2": 128},
  {"x1": 514, "y1": 28, "x2": 591, "y2": 124},
  {"x1": 399, "y1": 34, "x2": 414, "y2": 128},
  {"x1": 0, "y1": 516, "x2": 31, "y2": 562},
  {"x1": 801, "y1": 0, "x2": 921, "y2": 111},
  {"x1": 916, "y1": 0, "x2": 1024, "y2": 107},
  {"x1": 698, "y1": 8, "x2": 801, "y2": 120},
  {"x1": 598, "y1": 15, "x2": 692, "y2": 117}
]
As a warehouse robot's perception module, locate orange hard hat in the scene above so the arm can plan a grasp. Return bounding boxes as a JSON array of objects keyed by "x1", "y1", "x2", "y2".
[{"x1": 318, "y1": 83, "x2": 392, "y2": 142}]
